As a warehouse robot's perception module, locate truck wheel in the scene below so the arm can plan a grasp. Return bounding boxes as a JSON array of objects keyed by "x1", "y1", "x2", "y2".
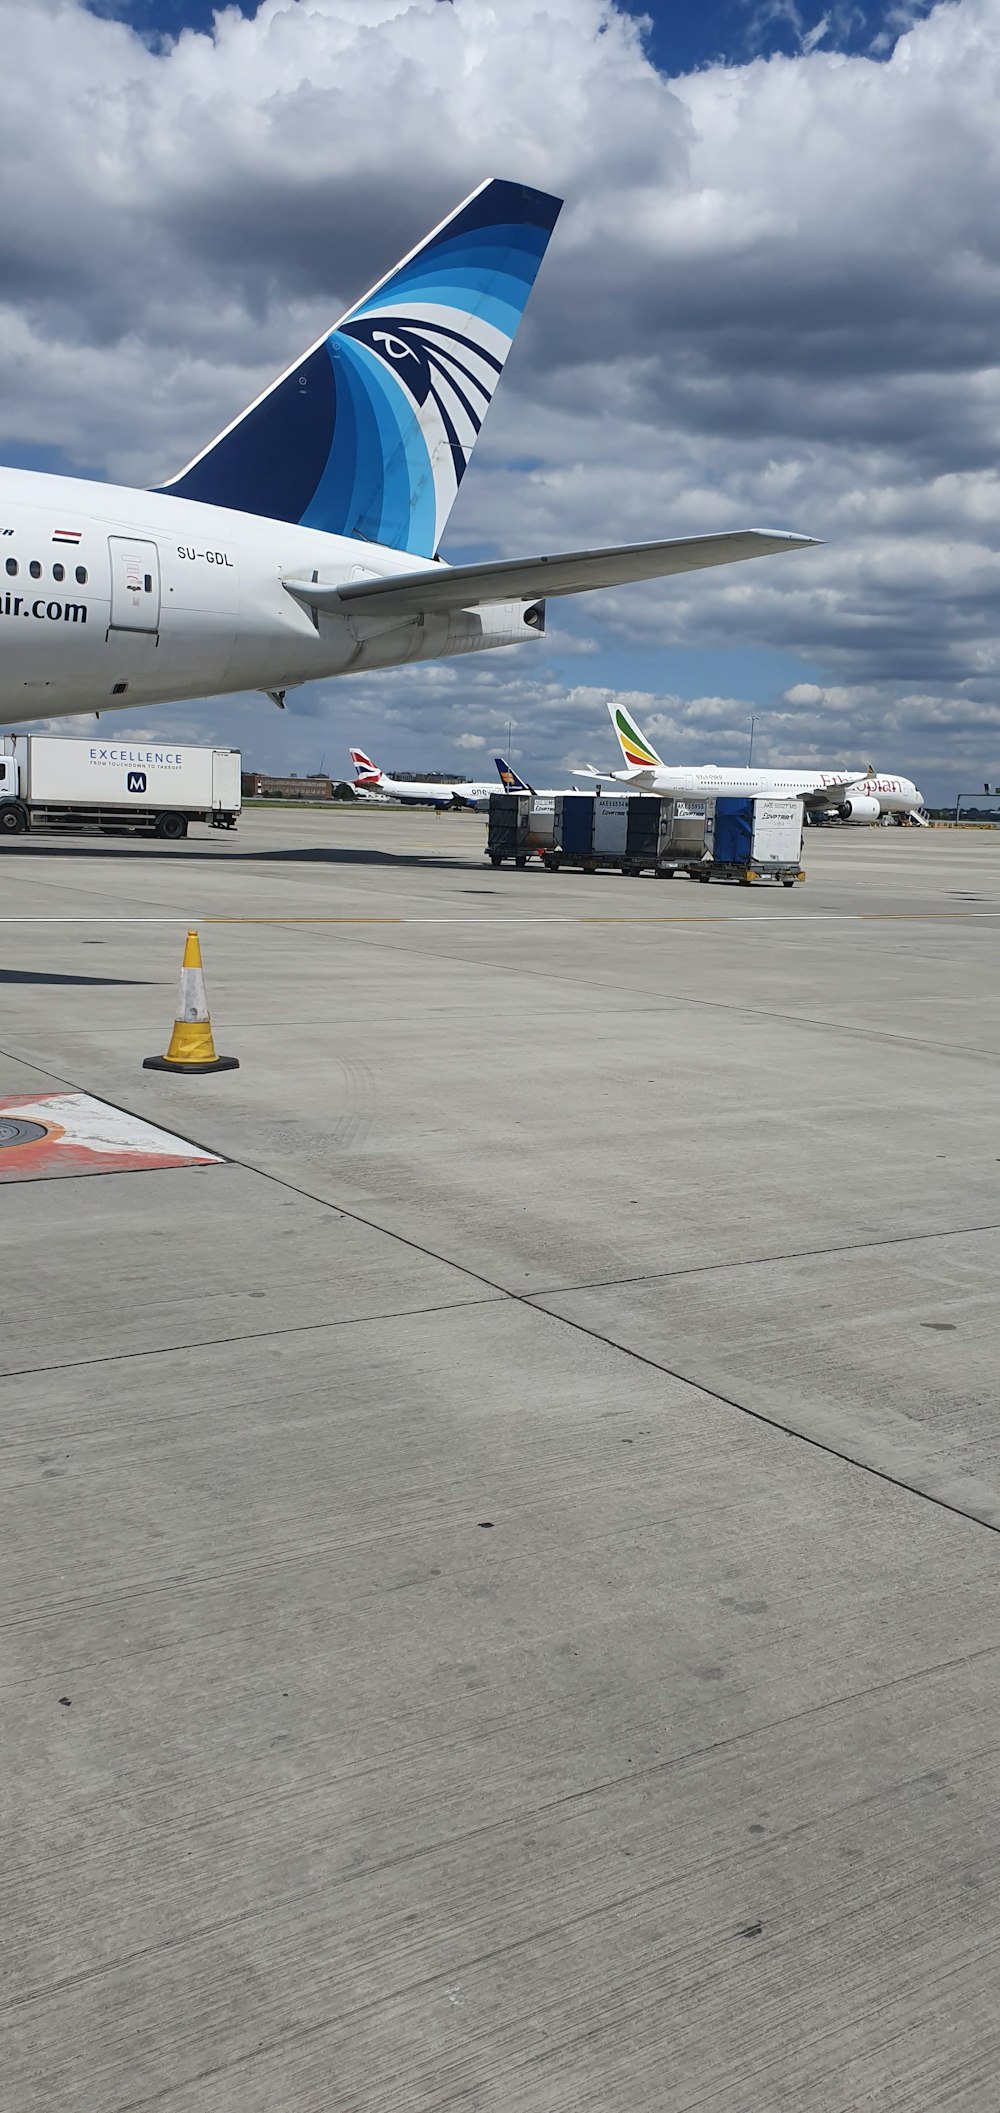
[
  {"x1": 490, "y1": 854, "x2": 502, "y2": 867},
  {"x1": 155, "y1": 813, "x2": 187, "y2": 840},
  {"x1": 0, "y1": 804, "x2": 26, "y2": 835},
  {"x1": 515, "y1": 855, "x2": 527, "y2": 868}
]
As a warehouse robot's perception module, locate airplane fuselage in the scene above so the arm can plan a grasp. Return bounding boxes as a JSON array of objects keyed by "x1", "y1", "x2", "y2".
[
  {"x1": 610, "y1": 762, "x2": 924, "y2": 818},
  {"x1": 358, "y1": 770, "x2": 499, "y2": 810},
  {"x1": 0, "y1": 467, "x2": 540, "y2": 726}
]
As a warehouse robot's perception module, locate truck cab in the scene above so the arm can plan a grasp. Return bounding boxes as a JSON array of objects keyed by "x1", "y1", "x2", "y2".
[{"x1": 0, "y1": 753, "x2": 24, "y2": 830}]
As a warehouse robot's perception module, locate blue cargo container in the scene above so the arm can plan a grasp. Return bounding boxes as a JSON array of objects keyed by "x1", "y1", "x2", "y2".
[
  {"x1": 560, "y1": 795, "x2": 595, "y2": 858},
  {"x1": 712, "y1": 797, "x2": 754, "y2": 865}
]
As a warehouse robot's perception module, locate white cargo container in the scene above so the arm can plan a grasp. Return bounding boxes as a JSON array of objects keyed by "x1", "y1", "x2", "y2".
[
  {"x1": 591, "y1": 795, "x2": 630, "y2": 856},
  {"x1": 0, "y1": 735, "x2": 241, "y2": 839},
  {"x1": 751, "y1": 797, "x2": 804, "y2": 865}
]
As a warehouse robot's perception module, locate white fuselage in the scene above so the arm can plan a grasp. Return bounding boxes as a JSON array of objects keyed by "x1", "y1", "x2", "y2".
[
  {"x1": 360, "y1": 770, "x2": 498, "y2": 809},
  {"x1": 612, "y1": 763, "x2": 924, "y2": 817},
  {"x1": 0, "y1": 467, "x2": 540, "y2": 725}
]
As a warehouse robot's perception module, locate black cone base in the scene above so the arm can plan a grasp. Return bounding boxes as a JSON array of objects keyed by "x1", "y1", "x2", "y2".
[{"x1": 143, "y1": 1055, "x2": 240, "y2": 1074}]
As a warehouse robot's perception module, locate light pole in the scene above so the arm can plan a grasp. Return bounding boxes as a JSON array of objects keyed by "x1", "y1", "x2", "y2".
[{"x1": 748, "y1": 715, "x2": 758, "y2": 766}]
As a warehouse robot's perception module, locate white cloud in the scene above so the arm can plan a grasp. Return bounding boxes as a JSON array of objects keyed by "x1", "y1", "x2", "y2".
[{"x1": 3, "y1": 0, "x2": 1000, "y2": 794}]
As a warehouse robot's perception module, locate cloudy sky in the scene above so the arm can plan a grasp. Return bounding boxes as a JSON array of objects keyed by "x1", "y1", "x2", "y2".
[{"x1": 4, "y1": 0, "x2": 998, "y2": 797}]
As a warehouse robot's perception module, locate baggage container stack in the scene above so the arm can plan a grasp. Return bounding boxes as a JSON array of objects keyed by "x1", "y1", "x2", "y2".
[
  {"x1": 564, "y1": 794, "x2": 664, "y2": 873},
  {"x1": 703, "y1": 797, "x2": 805, "y2": 886},
  {"x1": 486, "y1": 792, "x2": 556, "y2": 867},
  {"x1": 486, "y1": 791, "x2": 805, "y2": 885}
]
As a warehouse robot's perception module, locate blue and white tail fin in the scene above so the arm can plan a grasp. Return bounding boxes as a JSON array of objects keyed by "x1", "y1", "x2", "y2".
[
  {"x1": 495, "y1": 756, "x2": 534, "y2": 793},
  {"x1": 159, "y1": 179, "x2": 562, "y2": 559}
]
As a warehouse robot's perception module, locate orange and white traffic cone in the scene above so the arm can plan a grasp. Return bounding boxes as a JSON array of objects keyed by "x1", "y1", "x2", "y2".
[{"x1": 143, "y1": 930, "x2": 238, "y2": 1074}]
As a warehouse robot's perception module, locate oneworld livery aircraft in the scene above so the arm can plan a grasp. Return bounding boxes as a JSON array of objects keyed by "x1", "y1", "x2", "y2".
[
  {"x1": 349, "y1": 746, "x2": 496, "y2": 809},
  {"x1": 581, "y1": 705, "x2": 926, "y2": 824},
  {"x1": 0, "y1": 180, "x2": 817, "y2": 732}
]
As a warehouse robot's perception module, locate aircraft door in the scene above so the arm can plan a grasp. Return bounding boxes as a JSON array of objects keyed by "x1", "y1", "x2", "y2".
[{"x1": 108, "y1": 538, "x2": 161, "y2": 633}]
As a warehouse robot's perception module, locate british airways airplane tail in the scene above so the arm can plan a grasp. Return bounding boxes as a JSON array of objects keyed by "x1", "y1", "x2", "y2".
[
  {"x1": 495, "y1": 755, "x2": 534, "y2": 792},
  {"x1": 350, "y1": 747, "x2": 381, "y2": 786},
  {"x1": 158, "y1": 179, "x2": 562, "y2": 560}
]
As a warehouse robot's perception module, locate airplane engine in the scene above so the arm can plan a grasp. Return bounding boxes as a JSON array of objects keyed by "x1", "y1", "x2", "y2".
[
  {"x1": 350, "y1": 598, "x2": 545, "y2": 674},
  {"x1": 837, "y1": 795, "x2": 881, "y2": 823}
]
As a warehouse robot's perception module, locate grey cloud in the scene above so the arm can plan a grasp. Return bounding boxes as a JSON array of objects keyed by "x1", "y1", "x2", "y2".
[{"x1": 2, "y1": 0, "x2": 1000, "y2": 797}]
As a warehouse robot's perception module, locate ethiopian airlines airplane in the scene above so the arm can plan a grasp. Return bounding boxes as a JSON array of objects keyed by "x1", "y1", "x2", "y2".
[
  {"x1": 0, "y1": 180, "x2": 817, "y2": 735},
  {"x1": 582, "y1": 704, "x2": 927, "y2": 824},
  {"x1": 349, "y1": 747, "x2": 496, "y2": 809}
]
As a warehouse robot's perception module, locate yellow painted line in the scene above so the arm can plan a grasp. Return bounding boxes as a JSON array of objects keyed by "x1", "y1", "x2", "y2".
[{"x1": 206, "y1": 917, "x2": 403, "y2": 924}]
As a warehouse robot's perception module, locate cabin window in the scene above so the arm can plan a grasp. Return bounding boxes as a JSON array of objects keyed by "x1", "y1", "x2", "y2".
[
  {"x1": 75, "y1": 566, "x2": 88, "y2": 585},
  {"x1": 29, "y1": 560, "x2": 41, "y2": 579},
  {"x1": 52, "y1": 563, "x2": 65, "y2": 583},
  {"x1": 5, "y1": 558, "x2": 17, "y2": 577}
]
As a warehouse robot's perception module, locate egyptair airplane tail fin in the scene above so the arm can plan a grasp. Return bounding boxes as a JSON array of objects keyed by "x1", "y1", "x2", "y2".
[
  {"x1": 495, "y1": 755, "x2": 534, "y2": 793},
  {"x1": 158, "y1": 179, "x2": 562, "y2": 559},
  {"x1": 609, "y1": 702, "x2": 665, "y2": 771}
]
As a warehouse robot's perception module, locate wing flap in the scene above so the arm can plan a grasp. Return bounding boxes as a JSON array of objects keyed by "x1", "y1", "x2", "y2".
[
  {"x1": 802, "y1": 776, "x2": 868, "y2": 805},
  {"x1": 282, "y1": 529, "x2": 819, "y2": 619}
]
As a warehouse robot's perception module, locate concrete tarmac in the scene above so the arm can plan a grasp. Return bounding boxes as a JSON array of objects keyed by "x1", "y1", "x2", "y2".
[{"x1": 2, "y1": 810, "x2": 1000, "y2": 2111}]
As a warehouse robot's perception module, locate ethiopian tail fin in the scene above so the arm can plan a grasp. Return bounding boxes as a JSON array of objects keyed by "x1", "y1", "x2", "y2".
[
  {"x1": 495, "y1": 755, "x2": 534, "y2": 793},
  {"x1": 158, "y1": 178, "x2": 562, "y2": 559},
  {"x1": 608, "y1": 702, "x2": 665, "y2": 771}
]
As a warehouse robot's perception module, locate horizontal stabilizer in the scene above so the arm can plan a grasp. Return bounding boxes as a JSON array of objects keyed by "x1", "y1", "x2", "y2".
[{"x1": 282, "y1": 529, "x2": 819, "y2": 620}]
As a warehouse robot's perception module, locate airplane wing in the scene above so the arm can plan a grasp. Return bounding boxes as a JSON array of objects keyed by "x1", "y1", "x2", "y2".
[
  {"x1": 801, "y1": 774, "x2": 866, "y2": 807},
  {"x1": 282, "y1": 529, "x2": 819, "y2": 620}
]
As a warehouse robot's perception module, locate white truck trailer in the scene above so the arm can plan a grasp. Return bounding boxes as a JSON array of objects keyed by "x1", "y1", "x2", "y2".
[{"x1": 0, "y1": 736, "x2": 241, "y2": 839}]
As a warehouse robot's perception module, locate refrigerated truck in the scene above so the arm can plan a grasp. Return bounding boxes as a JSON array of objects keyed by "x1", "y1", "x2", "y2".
[{"x1": 0, "y1": 736, "x2": 241, "y2": 839}]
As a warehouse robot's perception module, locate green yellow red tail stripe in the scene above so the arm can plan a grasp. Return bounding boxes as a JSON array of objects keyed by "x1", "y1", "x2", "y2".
[{"x1": 612, "y1": 705, "x2": 662, "y2": 769}]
